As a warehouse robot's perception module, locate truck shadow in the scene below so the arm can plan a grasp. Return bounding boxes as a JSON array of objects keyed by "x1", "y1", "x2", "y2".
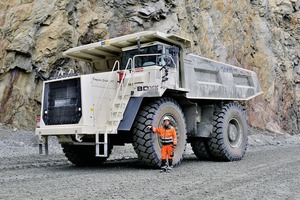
[{"x1": 57, "y1": 156, "x2": 214, "y2": 171}]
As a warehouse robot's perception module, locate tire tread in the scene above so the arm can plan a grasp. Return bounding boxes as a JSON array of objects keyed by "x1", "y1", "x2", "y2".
[{"x1": 208, "y1": 102, "x2": 248, "y2": 161}]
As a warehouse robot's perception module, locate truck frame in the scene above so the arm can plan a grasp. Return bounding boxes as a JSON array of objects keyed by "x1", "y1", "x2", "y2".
[{"x1": 36, "y1": 31, "x2": 262, "y2": 167}]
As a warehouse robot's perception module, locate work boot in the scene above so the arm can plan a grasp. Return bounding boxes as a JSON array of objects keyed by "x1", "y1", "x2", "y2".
[
  {"x1": 160, "y1": 159, "x2": 167, "y2": 172},
  {"x1": 161, "y1": 159, "x2": 167, "y2": 168},
  {"x1": 167, "y1": 159, "x2": 173, "y2": 171}
]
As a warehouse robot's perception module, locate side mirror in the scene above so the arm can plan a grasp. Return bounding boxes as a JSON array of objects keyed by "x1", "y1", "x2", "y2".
[
  {"x1": 134, "y1": 57, "x2": 142, "y2": 68},
  {"x1": 163, "y1": 57, "x2": 172, "y2": 66}
]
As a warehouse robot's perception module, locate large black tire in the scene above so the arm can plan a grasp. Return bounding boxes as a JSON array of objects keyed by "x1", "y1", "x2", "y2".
[
  {"x1": 62, "y1": 144, "x2": 112, "y2": 166},
  {"x1": 191, "y1": 138, "x2": 211, "y2": 160},
  {"x1": 133, "y1": 98, "x2": 187, "y2": 168},
  {"x1": 207, "y1": 102, "x2": 248, "y2": 161}
]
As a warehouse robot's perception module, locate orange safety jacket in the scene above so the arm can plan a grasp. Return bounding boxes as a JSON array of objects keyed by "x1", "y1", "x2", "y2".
[{"x1": 155, "y1": 126, "x2": 177, "y2": 145}]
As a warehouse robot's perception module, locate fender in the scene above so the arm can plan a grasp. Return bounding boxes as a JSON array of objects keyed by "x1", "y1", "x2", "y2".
[{"x1": 118, "y1": 97, "x2": 144, "y2": 131}]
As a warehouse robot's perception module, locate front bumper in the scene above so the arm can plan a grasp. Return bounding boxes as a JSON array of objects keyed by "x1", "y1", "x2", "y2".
[{"x1": 35, "y1": 125, "x2": 98, "y2": 136}]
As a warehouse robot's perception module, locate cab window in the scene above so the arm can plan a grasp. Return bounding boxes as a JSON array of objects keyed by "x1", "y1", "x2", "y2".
[
  {"x1": 165, "y1": 47, "x2": 179, "y2": 68},
  {"x1": 121, "y1": 45, "x2": 163, "y2": 69}
]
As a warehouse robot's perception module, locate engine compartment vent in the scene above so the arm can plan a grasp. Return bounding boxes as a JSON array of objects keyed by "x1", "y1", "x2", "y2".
[{"x1": 43, "y1": 78, "x2": 82, "y2": 125}]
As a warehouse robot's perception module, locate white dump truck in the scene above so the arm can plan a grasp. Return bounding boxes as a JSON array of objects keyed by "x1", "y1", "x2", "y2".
[{"x1": 36, "y1": 31, "x2": 262, "y2": 167}]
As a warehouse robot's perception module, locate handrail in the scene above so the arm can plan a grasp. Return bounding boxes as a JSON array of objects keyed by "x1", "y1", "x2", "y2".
[
  {"x1": 110, "y1": 58, "x2": 133, "y2": 120},
  {"x1": 116, "y1": 59, "x2": 134, "y2": 115},
  {"x1": 95, "y1": 61, "x2": 120, "y2": 157},
  {"x1": 98, "y1": 60, "x2": 120, "y2": 109}
]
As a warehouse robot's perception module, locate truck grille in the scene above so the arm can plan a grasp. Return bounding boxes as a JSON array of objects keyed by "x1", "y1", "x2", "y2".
[{"x1": 43, "y1": 78, "x2": 82, "y2": 125}]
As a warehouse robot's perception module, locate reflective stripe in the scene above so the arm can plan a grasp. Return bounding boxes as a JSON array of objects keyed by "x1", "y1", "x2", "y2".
[
  {"x1": 161, "y1": 137, "x2": 173, "y2": 143},
  {"x1": 162, "y1": 139, "x2": 173, "y2": 142},
  {"x1": 162, "y1": 137, "x2": 173, "y2": 141},
  {"x1": 156, "y1": 126, "x2": 177, "y2": 145}
]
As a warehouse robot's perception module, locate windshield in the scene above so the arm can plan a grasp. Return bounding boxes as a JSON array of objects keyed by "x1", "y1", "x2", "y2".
[{"x1": 121, "y1": 45, "x2": 163, "y2": 69}]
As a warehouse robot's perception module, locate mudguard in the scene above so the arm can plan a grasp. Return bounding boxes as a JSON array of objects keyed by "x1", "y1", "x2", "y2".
[{"x1": 118, "y1": 97, "x2": 143, "y2": 131}]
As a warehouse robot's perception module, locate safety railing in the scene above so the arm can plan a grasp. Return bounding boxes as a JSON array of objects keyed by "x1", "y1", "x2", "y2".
[
  {"x1": 110, "y1": 58, "x2": 133, "y2": 120},
  {"x1": 97, "y1": 60, "x2": 120, "y2": 110}
]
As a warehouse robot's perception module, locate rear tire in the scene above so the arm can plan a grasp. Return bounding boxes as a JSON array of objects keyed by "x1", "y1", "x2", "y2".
[
  {"x1": 191, "y1": 138, "x2": 211, "y2": 160},
  {"x1": 207, "y1": 102, "x2": 248, "y2": 161},
  {"x1": 133, "y1": 98, "x2": 187, "y2": 168},
  {"x1": 62, "y1": 144, "x2": 112, "y2": 166}
]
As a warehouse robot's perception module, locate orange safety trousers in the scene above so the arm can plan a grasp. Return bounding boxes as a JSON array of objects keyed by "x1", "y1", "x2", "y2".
[{"x1": 161, "y1": 144, "x2": 174, "y2": 160}]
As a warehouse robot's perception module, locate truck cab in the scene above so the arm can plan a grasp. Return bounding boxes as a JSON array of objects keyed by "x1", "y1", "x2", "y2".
[{"x1": 120, "y1": 42, "x2": 182, "y2": 96}]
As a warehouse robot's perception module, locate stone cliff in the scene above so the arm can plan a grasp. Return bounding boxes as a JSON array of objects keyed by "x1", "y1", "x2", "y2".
[{"x1": 0, "y1": 0, "x2": 299, "y2": 133}]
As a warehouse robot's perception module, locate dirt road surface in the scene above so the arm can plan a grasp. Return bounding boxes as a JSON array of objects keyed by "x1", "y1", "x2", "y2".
[{"x1": 0, "y1": 127, "x2": 300, "y2": 200}]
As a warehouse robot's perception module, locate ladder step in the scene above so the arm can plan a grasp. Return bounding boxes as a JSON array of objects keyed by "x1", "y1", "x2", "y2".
[
  {"x1": 111, "y1": 111, "x2": 123, "y2": 115},
  {"x1": 95, "y1": 134, "x2": 108, "y2": 157},
  {"x1": 105, "y1": 126, "x2": 117, "y2": 134},
  {"x1": 96, "y1": 142, "x2": 107, "y2": 145},
  {"x1": 106, "y1": 131, "x2": 117, "y2": 134},
  {"x1": 114, "y1": 102, "x2": 127, "y2": 107},
  {"x1": 118, "y1": 94, "x2": 131, "y2": 98},
  {"x1": 115, "y1": 102, "x2": 127, "y2": 105},
  {"x1": 106, "y1": 124, "x2": 119, "y2": 129},
  {"x1": 111, "y1": 114, "x2": 122, "y2": 118},
  {"x1": 95, "y1": 144, "x2": 108, "y2": 157},
  {"x1": 109, "y1": 119, "x2": 120, "y2": 122},
  {"x1": 108, "y1": 118, "x2": 122, "y2": 123}
]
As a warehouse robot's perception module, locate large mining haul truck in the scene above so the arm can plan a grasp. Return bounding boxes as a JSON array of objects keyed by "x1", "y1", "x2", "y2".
[{"x1": 36, "y1": 31, "x2": 262, "y2": 167}]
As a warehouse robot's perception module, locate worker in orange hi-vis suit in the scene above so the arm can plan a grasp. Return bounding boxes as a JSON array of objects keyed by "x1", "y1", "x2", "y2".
[{"x1": 147, "y1": 116, "x2": 177, "y2": 171}]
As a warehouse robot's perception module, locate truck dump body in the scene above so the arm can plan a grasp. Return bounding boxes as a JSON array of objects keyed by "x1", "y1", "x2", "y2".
[
  {"x1": 63, "y1": 31, "x2": 190, "y2": 72},
  {"x1": 63, "y1": 31, "x2": 261, "y2": 101},
  {"x1": 183, "y1": 54, "x2": 262, "y2": 100}
]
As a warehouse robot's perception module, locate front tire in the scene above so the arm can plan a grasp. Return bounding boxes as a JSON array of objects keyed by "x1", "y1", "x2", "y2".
[
  {"x1": 132, "y1": 98, "x2": 187, "y2": 168},
  {"x1": 207, "y1": 102, "x2": 248, "y2": 161},
  {"x1": 62, "y1": 144, "x2": 112, "y2": 166}
]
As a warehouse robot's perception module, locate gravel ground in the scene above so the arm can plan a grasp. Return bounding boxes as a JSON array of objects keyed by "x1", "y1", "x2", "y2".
[{"x1": 0, "y1": 126, "x2": 300, "y2": 199}]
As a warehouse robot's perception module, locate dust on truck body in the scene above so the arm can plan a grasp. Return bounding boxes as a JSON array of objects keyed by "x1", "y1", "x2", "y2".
[{"x1": 36, "y1": 31, "x2": 262, "y2": 167}]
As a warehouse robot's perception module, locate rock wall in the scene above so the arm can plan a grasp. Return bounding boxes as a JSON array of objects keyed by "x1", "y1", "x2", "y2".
[{"x1": 0, "y1": 0, "x2": 299, "y2": 133}]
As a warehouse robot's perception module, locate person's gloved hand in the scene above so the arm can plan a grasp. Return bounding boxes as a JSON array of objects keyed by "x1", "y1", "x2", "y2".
[
  {"x1": 146, "y1": 125, "x2": 152, "y2": 130},
  {"x1": 146, "y1": 125, "x2": 156, "y2": 132}
]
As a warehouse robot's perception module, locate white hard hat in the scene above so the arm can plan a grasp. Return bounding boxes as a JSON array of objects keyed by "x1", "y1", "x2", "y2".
[{"x1": 163, "y1": 116, "x2": 170, "y2": 121}]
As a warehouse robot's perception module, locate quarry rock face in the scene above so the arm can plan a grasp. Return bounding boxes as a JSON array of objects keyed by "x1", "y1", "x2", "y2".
[{"x1": 0, "y1": 0, "x2": 299, "y2": 133}]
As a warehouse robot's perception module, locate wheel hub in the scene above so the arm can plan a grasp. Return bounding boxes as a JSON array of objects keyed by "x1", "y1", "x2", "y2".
[
  {"x1": 227, "y1": 118, "x2": 243, "y2": 149},
  {"x1": 228, "y1": 124, "x2": 238, "y2": 142}
]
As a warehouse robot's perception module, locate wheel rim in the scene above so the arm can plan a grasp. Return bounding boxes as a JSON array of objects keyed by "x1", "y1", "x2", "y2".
[{"x1": 227, "y1": 118, "x2": 242, "y2": 148}]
